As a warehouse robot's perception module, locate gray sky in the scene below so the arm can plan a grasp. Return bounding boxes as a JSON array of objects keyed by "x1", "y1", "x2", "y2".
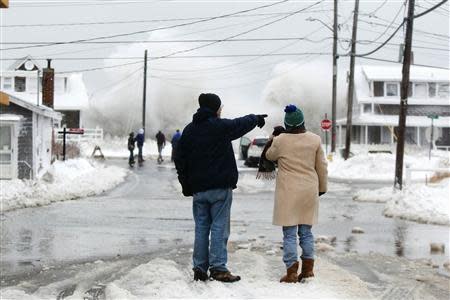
[{"x1": 1, "y1": 0, "x2": 449, "y2": 103}]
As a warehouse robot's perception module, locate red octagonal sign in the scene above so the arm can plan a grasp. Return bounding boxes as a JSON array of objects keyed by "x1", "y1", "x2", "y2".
[{"x1": 321, "y1": 119, "x2": 332, "y2": 131}]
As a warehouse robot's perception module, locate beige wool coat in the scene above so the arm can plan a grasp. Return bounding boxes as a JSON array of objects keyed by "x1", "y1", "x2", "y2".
[{"x1": 265, "y1": 131, "x2": 328, "y2": 226}]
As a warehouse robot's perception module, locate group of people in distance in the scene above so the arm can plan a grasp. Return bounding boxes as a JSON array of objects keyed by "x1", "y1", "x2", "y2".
[
  {"x1": 174, "y1": 93, "x2": 328, "y2": 283},
  {"x1": 127, "y1": 128, "x2": 182, "y2": 167}
]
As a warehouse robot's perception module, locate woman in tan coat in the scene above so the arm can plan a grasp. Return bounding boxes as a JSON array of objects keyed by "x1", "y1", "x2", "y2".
[{"x1": 265, "y1": 104, "x2": 328, "y2": 283}]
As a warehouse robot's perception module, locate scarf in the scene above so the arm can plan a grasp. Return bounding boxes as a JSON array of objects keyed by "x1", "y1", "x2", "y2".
[{"x1": 256, "y1": 126, "x2": 286, "y2": 180}]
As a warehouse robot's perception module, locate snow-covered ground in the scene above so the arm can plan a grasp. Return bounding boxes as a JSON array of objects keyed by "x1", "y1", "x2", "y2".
[
  {"x1": 0, "y1": 158, "x2": 128, "y2": 212},
  {"x1": 328, "y1": 151, "x2": 448, "y2": 183},
  {"x1": 79, "y1": 136, "x2": 172, "y2": 159},
  {"x1": 104, "y1": 250, "x2": 372, "y2": 299},
  {"x1": 354, "y1": 179, "x2": 450, "y2": 225}
]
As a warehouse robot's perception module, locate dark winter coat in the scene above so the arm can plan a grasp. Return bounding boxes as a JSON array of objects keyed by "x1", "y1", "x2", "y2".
[
  {"x1": 156, "y1": 132, "x2": 166, "y2": 146},
  {"x1": 135, "y1": 133, "x2": 145, "y2": 147},
  {"x1": 174, "y1": 107, "x2": 258, "y2": 196},
  {"x1": 128, "y1": 136, "x2": 135, "y2": 151}
]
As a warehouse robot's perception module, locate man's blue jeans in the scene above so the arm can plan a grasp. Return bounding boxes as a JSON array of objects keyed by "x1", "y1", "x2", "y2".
[
  {"x1": 282, "y1": 225, "x2": 314, "y2": 268},
  {"x1": 192, "y1": 188, "x2": 232, "y2": 273}
]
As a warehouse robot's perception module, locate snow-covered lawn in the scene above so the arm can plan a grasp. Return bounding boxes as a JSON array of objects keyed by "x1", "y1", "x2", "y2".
[
  {"x1": 79, "y1": 136, "x2": 172, "y2": 159},
  {"x1": 354, "y1": 179, "x2": 450, "y2": 225},
  {"x1": 328, "y1": 152, "x2": 446, "y2": 183},
  {"x1": 0, "y1": 158, "x2": 128, "y2": 212}
]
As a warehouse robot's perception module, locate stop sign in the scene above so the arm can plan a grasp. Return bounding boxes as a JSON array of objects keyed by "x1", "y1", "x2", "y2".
[{"x1": 321, "y1": 119, "x2": 332, "y2": 131}]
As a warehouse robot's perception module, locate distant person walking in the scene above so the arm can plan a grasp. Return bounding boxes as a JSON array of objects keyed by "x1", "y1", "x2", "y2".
[
  {"x1": 135, "y1": 128, "x2": 145, "y2": 163},
  {"x1": 171, "y1": 129, "x2": 182, "y2": 162},
  {"x1": 156, "y1": 130, "x2": 166, "y2": 163},
  {"x1": 174, "y1": 93, "x2": 267, "y2": 283},
  {"x1": 127, "y1": 132, "x2": 136, "y2": 167},
  {"x1": 265, "y1": 105, "x2": 328, "y2": 283}
]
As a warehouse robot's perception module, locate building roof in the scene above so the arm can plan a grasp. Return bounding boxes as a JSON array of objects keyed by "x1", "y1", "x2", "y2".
[
  {"x1": 1, "y1": 91, "x2": 62, "y2": 120},
  {"x1": 362, "y1": 65, "x2": 450, "y2": 82},
  {"x1": 337, "y1": 114, "x2": 450, "y2": 128},
  {"x1": 8, "y1": 55, "x2": 42, "y2": 71}
]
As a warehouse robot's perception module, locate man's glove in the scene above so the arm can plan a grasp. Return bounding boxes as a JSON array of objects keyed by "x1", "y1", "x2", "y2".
[
  {"x1": 256, "y1": 114, "x2": 268, "y2": 128},
  {"x1": 319, "y1": 192, "x2": 326, "y2": 196}
]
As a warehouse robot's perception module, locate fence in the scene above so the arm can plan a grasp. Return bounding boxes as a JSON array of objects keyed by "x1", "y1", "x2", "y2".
[
  {"x1": 405, "y1": 165, "x2": 450, "y2": 185},
  {"x1": 56, "y1": 127, "x2": 103, "y2": 143}
]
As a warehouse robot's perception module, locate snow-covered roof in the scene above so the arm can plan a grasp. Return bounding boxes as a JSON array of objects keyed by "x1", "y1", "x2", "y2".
[
  {"x1": 337, "y1": 114, "x2": 450, "y2": 128},
  {"x1": 0, "y1": 74, "x2": 89, "y2": 110},
  {"x1": 2, "y1": 91, "x2": 62, "y2": 120},
  {"x1": 362, "y1": 65, "x2": 450, "y2": 82},
  {"x1": 0, "y1": 114, "x2": 23, "y2": 122}
]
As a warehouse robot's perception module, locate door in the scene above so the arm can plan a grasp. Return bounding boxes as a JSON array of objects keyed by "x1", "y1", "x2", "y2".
[{"x1": 0, "y1": 125, "x2": 13, "y2": 179}]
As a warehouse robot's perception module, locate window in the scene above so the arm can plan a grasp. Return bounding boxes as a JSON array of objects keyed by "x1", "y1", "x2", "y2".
[
  {"x1": 428, "y1": 83, "x2": 437, "y2": 98},
  {"x1": 363, "y1": 104, "x2": 372, "y2": 113},
  {"x1": 408, "y1": 83, "x2": 413, "y2": 97},
  {"x1": 373, "y1": 81, "x2": 384, "y2": 97},
  {"x1": 14, "y1": 77, "x2": 26, "y2": 92},
  {"x1": 386, "y1": 82, "x2": 399, "y2": 96},
  {"x1": 3, "y1": 77, "x2": 12, "y2": 90},
  {"x1": 414, "y1": 83, "x2": 427, "y2": 98},
  {"x1": 438, "y1": 83, "x2": 449, "y2": 98}
]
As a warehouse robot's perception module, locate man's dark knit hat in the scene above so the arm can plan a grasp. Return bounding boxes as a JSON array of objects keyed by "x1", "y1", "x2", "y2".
[{"x1": 198, "y1": 93, "x2": 222, "y2": 112}]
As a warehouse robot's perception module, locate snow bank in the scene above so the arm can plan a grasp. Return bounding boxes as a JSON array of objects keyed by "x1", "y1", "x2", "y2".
[
  {"x1": 79, "y1": 136, "x2": 172, "y2": 159},
  {"x1": 329, "y1": 152, "x2": 445, "y2": 183},
  {"x1": 355, "y1": 180, "x2": 450, "y2": 225},
  {"x1": 105, "y1": 250, "x2": 372, "y2": 299},
  {"x1": 0, "y1": 158, "x2": 127, "y2": 212}
]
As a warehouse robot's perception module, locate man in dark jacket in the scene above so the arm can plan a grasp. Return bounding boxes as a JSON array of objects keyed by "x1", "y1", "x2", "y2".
[
  {"x1": 127, "y1": 132, "x2": 135, "y2": 166},
  {"x1": 175, "y1": 93, "x2": 267, "y2": 283},
  {"x1": 171, "y1": 129, "x2": 181, "y2": 162},
  {"x1": 135, "y1": 128, "x2": 145, "y2": 163},
  {"x1": 155, "y1": 131, "x2": 166, "y2": 163}
]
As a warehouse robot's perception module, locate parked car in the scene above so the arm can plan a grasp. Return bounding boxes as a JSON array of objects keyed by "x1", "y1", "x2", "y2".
[{"x1": 242, "y1": 136, "x2": 269, "y2": 167}]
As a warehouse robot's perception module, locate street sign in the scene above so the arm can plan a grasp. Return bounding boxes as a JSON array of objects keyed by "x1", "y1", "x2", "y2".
[
  {"x1": 321, "y1": 119, "x2": 332, "y2": 131},
  {"x1": 427, "y1": 114, "x2": 439, "y2": 120},
  {"x1": 68, "y1": 128, "x2": 85, "y2": 134}
]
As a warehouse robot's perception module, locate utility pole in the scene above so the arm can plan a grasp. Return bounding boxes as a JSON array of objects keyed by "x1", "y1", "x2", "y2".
[
  {"x1": 142, "y1": 50, "x2": 148, "y2": 138},
  {"x1": 394, "y1": 0, "x2": 415, "y2": 190},
  {"x1": 331, "y1": 0, "x2": 338, "y2": 153},
  {"x1": 343, "y1": 0, "x2": 359, "y2": 160}
]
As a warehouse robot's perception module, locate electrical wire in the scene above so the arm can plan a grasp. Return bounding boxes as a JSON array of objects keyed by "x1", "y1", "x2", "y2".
[{"x1": 1, "y1": 0, "x2": 290, "y2": 51}]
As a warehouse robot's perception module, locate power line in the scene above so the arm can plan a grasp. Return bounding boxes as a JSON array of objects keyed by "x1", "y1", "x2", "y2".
[
  {"x1": 1, "y1": 36, "x2": 335, "y2": 45},
  {"x1": 2, "y1": 10, "x2": 331, "y2": 28},
  {"x1": 1, "y1": 0, "x2": 290, "y2": 51},
  {"x1": 358, "y1": 56, "x2": 449, "y2": 70},
  {"x1": 353, "y1": 0, "x2": 449, "y2": 58}
]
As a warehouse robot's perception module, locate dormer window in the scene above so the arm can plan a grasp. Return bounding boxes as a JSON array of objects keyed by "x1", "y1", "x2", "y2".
[
  {"x1": 373, "y1": 81, "x2": 384, "y2": 97},
  {"x1": 438, "y1": 83, "x2": 449, "y2": 98},
  {"x1": 414, "y1": 83, "x2": 427, "y2": 98},
  {"x1": 14, "y1": 77, "x2": 26, "y2": 92},
  {"x1": 428, "y1": 83, "x2": 437, "y2": 98}
]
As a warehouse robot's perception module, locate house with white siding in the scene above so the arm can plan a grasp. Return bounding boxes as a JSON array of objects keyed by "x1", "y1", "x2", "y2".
[{"x1": 337, "y1": 65, "x2": 450, "y2": 149}]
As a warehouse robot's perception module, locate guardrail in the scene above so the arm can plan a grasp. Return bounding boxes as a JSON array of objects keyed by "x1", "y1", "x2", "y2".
[
  {"x1": 405, "y1": 165, "x2": 450, "y2": 185},
  {"x1": 436, "y1": 145, "x2": 450, "y2": 151},
  {"x1": 56, "y1": 127, "x2": 103, "y2": 143}
]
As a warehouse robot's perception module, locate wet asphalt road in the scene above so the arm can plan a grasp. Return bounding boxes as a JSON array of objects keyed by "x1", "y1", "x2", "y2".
[{"x1": 1, "y1": 158, "x2": 449, "y2": 281}]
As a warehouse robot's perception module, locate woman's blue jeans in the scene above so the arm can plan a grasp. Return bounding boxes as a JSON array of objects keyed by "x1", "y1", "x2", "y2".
[
  {"x1": 192, "y1": 188, "x2": 232, "y2": 273},
  {"x1": 282, "y1": 225, "x2": 314, "y2": 268}
]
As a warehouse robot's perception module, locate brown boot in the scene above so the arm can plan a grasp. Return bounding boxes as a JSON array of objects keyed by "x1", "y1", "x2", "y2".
[
  {"x1": 298, "y1": 259, "x2": 314, "y2": 282},
  {"x1": 280, "y1": 261, "x2": 299, "y2": 283}
]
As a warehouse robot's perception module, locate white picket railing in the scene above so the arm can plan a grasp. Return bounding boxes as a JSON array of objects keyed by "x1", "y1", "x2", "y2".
[
  {"x1": 405, "y1": 165, "x2": 450, "y2": 185},
  {"x1": 56, "y1": 127, "x2": 104, "y2": 143}
]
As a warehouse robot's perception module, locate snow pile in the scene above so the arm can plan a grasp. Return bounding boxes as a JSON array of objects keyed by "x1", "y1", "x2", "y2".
[
  {"x1": 105, "y1": 250, "x2": 372, "y2": 299},
  {"x1": 79, "y1": 136, "x2": 172, "y2": 159},
  {"x1": 355, "y1": 179, "x2": 450, "y2": 225},
  {"x1": 0, "y1": 158, "x2": 128, "y2": 212},
  {"x1": 329, "y1": 153, "x2": 444, "y2": 183}
]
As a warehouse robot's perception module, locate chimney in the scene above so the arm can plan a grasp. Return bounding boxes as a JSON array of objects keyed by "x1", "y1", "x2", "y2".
[{"x1": 42, "y1": 59, "x2": 54, "y2": 108}]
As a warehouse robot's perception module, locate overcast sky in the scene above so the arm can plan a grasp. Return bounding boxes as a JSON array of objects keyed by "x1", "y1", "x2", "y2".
[{"x1": 1, "y1": 0, "x2": 449, "y2": 100}]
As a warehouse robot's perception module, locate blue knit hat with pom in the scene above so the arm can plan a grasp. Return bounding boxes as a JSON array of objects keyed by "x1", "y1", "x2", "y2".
[{"x1": 284, "y1": 104, "x2": 304, "y2": 128}]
